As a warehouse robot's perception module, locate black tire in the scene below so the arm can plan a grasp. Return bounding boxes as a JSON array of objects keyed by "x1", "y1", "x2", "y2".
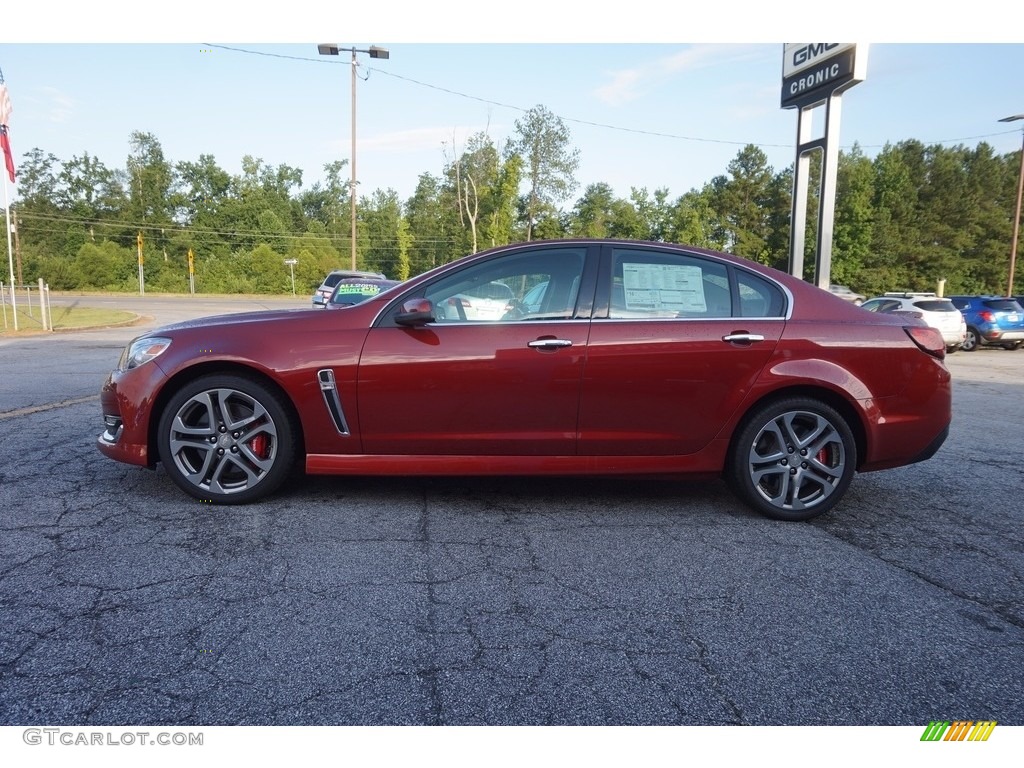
[
  {"x1": 157, "y1": 374, "x2": 297, "y2": 504},
  {"x1": 962, "y1": 328, "x2": 980, "y2": 352},
  {"x1": 727, "y1": 397, "x2": 856, "y2": 522},
  {"x1": 1003, "y1": 341, "x2": 1022, "y2": 351}
]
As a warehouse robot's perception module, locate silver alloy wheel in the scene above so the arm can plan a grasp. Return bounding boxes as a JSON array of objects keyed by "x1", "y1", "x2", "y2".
[
  {"x1": 962, "y1": 329, "x2": 979, "y2": 351},
  {"x1": 166, "y1": 387, "x2": 279, "y2": 495},
  {"x1": 747, "y1": 409, "x2": 847, "y2": 513}
]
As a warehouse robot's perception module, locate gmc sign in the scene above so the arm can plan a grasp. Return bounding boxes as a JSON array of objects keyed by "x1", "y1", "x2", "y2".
[{"x1": 781, "y1": 43, "x2": 866, "y2": 109}]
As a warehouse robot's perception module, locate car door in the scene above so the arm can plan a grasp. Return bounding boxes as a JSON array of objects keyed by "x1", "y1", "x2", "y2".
[
  {"x1": 356, "y1": 245, "x2": 597, "y2": 456},
  {"x1": 578, "y1": 244, "x2": 786, "y2": 456}
]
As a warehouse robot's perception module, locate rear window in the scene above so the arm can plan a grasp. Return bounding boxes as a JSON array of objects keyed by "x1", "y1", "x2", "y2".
[
  {"x1": 477, "y1": 282, "x2": 514, "y2": 300},
  {"x1": 322, "y1": 274, "x2": 344, "y2": 288},
  {"x1": 983, "y1": 299, "x2": 1023, "y2": 311},
  {"x1": 913, "y1": 300, "x2": 957, "y2": 312}
]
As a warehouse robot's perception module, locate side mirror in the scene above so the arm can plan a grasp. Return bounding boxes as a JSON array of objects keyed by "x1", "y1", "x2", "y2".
[{"x1": 395, "y1": 298, "x2": 436, "y2": 327}]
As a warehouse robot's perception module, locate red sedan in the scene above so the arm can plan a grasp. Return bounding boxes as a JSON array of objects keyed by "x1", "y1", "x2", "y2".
[{"x1": 97, "y1": 240, "x2": 951, "y2": 521}]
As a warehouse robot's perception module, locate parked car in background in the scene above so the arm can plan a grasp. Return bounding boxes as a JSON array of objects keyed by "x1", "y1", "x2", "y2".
[
  {"x1": 860, "y1": 293, "x2": 967, "y2": 353},
  {"x1": 313, "y1": 269, "x2": 387, "y2": 308},
  {"x1": 97, "y1": 239, "x2": 952, "y2": 523},
  {"x1": 326, "y1": 278, "x2": 401, "y2": 309},
  {"x1": 828, "y1": 285, "x2": 865, "y2": 305},
  {"x1": 439, "y1": 280, "x2": 517, "y2": 321},
  {"x1": 948, "y1": 295, "x2": 1024, "y2": 351}
]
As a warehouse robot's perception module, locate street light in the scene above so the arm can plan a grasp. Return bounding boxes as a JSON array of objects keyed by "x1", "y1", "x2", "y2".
[
  {"x1": 318, "y1": 43, "x2": 390, "y2": 271},
  {"x1": 999, "y1": 114, "x2": 1024, "y2": 297}
]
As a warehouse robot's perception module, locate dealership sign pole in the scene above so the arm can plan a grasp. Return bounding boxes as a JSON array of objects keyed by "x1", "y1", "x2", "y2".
[{"x1": 782, "y1": 44, "x2": 868, "y2": 288}]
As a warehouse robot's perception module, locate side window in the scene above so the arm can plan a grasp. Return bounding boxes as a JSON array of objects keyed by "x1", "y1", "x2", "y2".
[
  {"x1": 609, "y1": 248, "x2": 731, "y2": 319},
  {"x1": 423, "y1": 248, "x2": 587, "y2": 323},
  {"x1": 736, "y1": 270, "x2": 785, "y2": 318}
]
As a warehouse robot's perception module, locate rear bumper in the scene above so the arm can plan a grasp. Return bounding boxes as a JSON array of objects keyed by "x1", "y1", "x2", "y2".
[
  {"x1": 910, "y1": 423, "x2": 950, "y2": 465},
  {"x1": 981, "y1": 329, "x2": 1024, "y2": 342},
  {"x1": 859, "y1": 356, "x2": 952, "y2": 472}
]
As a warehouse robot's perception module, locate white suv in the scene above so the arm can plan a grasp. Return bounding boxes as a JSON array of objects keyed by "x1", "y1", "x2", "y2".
[{"x1": 861, "y1": 293, "x2": 967, "y2": 353}]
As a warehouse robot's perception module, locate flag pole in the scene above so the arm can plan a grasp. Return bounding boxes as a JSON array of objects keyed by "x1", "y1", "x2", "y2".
[
  {"x1": 0, "y1": 67, "x2": 16, "y2": 331},
  {"x1": 3, "y1": 171, "x2": 16, "y2": 330}
]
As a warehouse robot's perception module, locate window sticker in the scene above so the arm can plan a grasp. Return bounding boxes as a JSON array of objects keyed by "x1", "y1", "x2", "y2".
[
  {"x1": 622, "y1": 263, "x2": 707, "y2": 312},
  {"x1": 336, "y1": 284, "x2": 383, "y2": 296}
]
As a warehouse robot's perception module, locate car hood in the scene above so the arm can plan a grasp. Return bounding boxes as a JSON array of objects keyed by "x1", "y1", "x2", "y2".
[{"x1": 145, "y1": 308, "x2": 313, "y2": 336}]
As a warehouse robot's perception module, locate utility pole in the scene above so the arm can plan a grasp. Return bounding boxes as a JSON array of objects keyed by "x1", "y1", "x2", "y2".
[
  {"x1": 317, "y1": 43, "x2": 390, "y2": 271},
  {"x1": 137, "y1": 231, "x2": 145, "y2": 295}
]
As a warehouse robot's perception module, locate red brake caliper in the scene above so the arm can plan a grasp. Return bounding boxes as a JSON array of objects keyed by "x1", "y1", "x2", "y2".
[{"x1": 249, "y1": 434, "x2": 269, "y2": 459}]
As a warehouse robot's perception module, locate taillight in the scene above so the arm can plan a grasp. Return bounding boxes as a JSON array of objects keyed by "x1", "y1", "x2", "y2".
[
  {"x1": 978, "y1": 310, "x2": 995, "y2": 322},
  {"x1": 904, "y1": 326, "x2": 945, "y2": 359}
]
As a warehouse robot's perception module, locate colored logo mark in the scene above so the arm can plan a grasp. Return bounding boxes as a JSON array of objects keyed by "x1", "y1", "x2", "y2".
[{"x1": 920, "y1": 720, "x2": 997, "y2": 742}]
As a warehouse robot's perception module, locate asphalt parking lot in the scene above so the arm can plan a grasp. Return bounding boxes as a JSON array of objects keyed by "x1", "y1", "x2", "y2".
[{"x1": 1, "y1": 296, "x2": 1022, "y2": 726}]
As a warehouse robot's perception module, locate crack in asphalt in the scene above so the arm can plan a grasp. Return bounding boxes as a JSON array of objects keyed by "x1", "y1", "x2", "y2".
[
  {"x1": 2, "y1": 376, "x2": 1023, "y2": 725},
  {"x1": 0, "y1": 395, "x2": 100, "y2": 421}
]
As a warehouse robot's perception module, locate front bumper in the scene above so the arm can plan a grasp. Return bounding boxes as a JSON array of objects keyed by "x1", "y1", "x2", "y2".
[{"x1": 96, "y1": 362, "x2": 168, "y2": 468}]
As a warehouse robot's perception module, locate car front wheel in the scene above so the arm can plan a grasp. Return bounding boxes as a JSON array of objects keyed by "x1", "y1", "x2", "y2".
[
  {"x1": 157, "y1": 374, "x2": 296, "y2": 504},
  {"x1": 727, "y1": 398, "x2": 856, "y2": 522}
]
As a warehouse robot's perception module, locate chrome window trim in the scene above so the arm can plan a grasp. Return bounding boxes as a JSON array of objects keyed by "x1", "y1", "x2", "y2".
[{"x1": 593, "y1": 315, "x2": 787, "y2": 323}]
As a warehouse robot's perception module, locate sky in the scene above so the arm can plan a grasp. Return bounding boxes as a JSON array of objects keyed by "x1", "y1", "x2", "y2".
[{"x1": 1, "y1": 4, "x2": 1023, "y2": 210}]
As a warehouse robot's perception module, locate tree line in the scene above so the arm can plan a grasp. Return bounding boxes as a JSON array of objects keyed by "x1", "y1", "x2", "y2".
[{"x1": 6, "y1": 104, "x2": 1022, "y2": 298}]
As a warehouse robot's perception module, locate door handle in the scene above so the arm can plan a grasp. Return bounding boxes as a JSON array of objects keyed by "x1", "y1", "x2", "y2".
[
  {"x1": 527, "y1": 339, "x2": 573, "y2": 350},
  {"x1": 722, "y1": 333, "x2": 765, "y2": 344}
]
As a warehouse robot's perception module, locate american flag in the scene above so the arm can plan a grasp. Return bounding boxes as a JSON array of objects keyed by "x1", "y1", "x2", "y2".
[{"x1": 0, "y1": 74, "x2": 14, "y2": 183}]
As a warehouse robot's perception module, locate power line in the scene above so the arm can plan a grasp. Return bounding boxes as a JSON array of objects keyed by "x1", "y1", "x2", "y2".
[
  {"x1": 16, "y1": 210, "x2": 463, "y2": 249},
  {"x1": 206, "y1": 43, "x2": 1021, "y2": 151}
]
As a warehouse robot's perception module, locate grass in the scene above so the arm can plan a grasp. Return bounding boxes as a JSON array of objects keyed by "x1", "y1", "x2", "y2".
[{"x1": 0, "y1": 303, "x2": 138, "y2": 333}]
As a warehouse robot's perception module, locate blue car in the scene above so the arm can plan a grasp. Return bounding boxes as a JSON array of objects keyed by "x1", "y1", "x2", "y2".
[{"x1": 948, "y1": 296, "x2": 1024, "y2": 351}]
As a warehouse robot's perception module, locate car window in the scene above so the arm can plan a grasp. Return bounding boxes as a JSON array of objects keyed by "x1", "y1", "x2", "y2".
[
  {"x1": 423, "y1": 247, "x2": 587, "y2": 323},
  {"x1": 736, "y1": 270, "x2": 785, "y2": 318},
  {"x1": 913, "y1": 300, "x2": 957, "y2": 312},
  {"x1": 983, "y1": 299, "x2": 1023, "y2": 312},
  {"x1": 608, "y1": 247, "x2": 732, "y2": 319},
  {"x1": 866, "y1": 299, "x2": 903, "y2": 313}
]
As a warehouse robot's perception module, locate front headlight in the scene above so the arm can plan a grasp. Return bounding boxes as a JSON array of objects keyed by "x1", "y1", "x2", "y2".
[{"x1": 120, "y1": 336, "x2": 172, "y2": 370}]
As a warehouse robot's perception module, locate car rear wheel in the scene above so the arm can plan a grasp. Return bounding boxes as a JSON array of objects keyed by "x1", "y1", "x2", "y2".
[
  {"x1": 157, "y1": 374, "x2": 296, "y2": 504},
  {"x1": 727, "y1": 398, "x2": 856, "y2": 522},
  {"x1": 961, "y1": 328, "x2": 980, "y2": 352}
]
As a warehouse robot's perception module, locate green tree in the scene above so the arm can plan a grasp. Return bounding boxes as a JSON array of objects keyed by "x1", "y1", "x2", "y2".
[
  {"x1": 506, "y1": 105, "x2": 580, "y2": 240},
  {"x1": 707, "y1": 145, "x2": 777, "y2": 264},
  {"x1": 405, "y1": 173, "x2": 459, "y2": 274},
  {"x1": 571, "y1": 183, "x2": 616, "y2": 238},
  {"x1": 831, "y1": 145, "x2": 875, "y2": 288},
  {"x1": 361, "y1": 189, "x2": 406, "y2": 277},
  {"x1": 126, "y1": 131, "x2": 175, "y2": 228}
]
